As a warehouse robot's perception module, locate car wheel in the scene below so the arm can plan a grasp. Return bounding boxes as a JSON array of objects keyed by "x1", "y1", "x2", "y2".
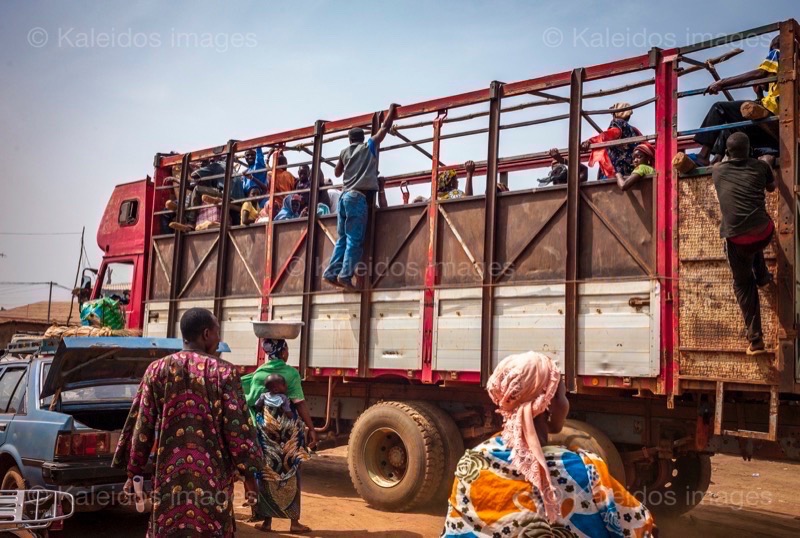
[{"x1": 1, "y1": 466, "x2": 25, "y2": 490}]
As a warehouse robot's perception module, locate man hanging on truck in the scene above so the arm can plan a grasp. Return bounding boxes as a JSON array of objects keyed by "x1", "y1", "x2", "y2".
[
  {"x1": 691, "y1": 36, "x2": 781, "y2": 167},
  {"x1": 712, "y1": 132, "x2": 775, "y2": 355},
  {"x1": 323, "y1": 103, "x2": 399, "y2": 291}
]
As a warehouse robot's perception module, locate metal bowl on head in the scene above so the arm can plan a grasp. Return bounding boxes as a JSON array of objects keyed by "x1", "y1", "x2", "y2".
[{"x1": 252, "y1": 321, "x2": 304, "y2": 340}]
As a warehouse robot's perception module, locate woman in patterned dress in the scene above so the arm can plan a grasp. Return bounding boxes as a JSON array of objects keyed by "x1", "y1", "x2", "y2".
[
  {"x1": 441, "y1": 352, "x2": 656, "y2": 538},
  {"x1": 242, "y1": 338, "x2": 317, "y2": 534},
  {"x1": 581, "y1": 103, "x2": 643, "y2": 180}
]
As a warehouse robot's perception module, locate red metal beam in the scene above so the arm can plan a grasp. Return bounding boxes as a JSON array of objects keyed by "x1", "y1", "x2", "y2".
[
  {"x1": 655, "y1": 50, "x2": 678, "y2": 400},
  {"x1": 422, "y1": 113, "x2": 446, "y2": 384}
]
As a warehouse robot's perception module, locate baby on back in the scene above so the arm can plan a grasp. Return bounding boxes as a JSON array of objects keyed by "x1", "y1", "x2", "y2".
[{"x1": 254, "y1": 373, "x2": 293, "y2": 416}]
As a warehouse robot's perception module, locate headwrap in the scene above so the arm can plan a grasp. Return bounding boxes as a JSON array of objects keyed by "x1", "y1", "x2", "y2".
[
  {"x1": 437, "y1": 169, "x2": 458, "y2": 192},
  {"x1": 487, "y1": 351, "x2": 562, "y2": 523},
  {"x1": 634, "y1": 142, "x2": 656, "y2": 161},
  {"x1": 611, "y1": 102, "x2": 633, "y2": 120},
  {"x1": 316, "y1": 203, "x2": 331, "y2": 216},
  {"x1": 261, "y1": 338, "x2": 288, "y2": 361}
]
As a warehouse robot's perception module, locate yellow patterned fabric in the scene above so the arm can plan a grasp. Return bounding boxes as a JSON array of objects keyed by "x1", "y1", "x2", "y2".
[
  {"x1": 442, "y1": 437, "x2": 656, "y2": 538},
  {"x1": 758, "y1": 49, "x2": 780, "y2": 115}
]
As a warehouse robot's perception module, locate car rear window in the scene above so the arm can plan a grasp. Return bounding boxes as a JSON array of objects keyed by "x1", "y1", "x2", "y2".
[{"x1": 40, "y1": 363, "x2": 139, "y2": 405}]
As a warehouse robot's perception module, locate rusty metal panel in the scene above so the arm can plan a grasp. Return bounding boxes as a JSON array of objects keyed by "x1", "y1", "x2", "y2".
[
  {"x1": 225, "y1": 226, "x2": 266, "y2": 297},
  {"x1": 315, "y1": 215, "x2": 341, "y2": 292},
  {"x1": 179, "y1": 232, "x2": 218, "y2": 299},
  {"x1": 150, "y1": 237, "x2": 173, "y2": 300},
  {"x1": 437, "y1": 198, "x2": 485, "y2": 286},
  {"x1": 270, "y1": 220, "x2": 307, "y2": 295},
  {"x1": 495, "y1": 189, "x2": 567, "y2": 283},
  {"x1": 678, "y1": 174, "x2": 780, "y2": 382},
  {"x1": 579, "y1": 180, "x2": 654, "y2": 279},
  {"x1": 371, "y1": 206, "x2": 429, "y2": 289}
]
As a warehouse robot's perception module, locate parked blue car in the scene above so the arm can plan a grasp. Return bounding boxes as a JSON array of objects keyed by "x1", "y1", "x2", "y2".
[{"x1": 0, "y1": 336, "x2": 201, "y2": 517}]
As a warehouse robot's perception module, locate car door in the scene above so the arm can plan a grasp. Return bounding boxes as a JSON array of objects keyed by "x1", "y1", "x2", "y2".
[{"x1": 0, "y1": 365, "x2": 28, "y2": 446}]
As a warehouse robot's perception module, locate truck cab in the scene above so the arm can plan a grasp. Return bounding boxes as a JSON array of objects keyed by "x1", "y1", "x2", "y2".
[{"x1": 89, "y1": 178, "x2": 154, "y2": 329}]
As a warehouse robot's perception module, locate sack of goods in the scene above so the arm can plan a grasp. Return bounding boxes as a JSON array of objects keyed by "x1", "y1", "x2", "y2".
[{"x1": 79, "y1": 297, "x2": 125, "y2": 330}]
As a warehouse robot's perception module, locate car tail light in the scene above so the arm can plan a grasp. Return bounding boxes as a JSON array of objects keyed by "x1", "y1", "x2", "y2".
[{"x1": 55, "y1": 432, "x2": 112, "y2": 457}]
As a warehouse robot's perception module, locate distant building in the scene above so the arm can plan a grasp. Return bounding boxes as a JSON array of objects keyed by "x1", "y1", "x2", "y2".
[{"x1": 0, "y1": 301, "x2": 79, "y2": 351}]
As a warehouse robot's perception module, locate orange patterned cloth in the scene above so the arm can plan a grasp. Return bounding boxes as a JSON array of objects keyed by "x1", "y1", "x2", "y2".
[{"x1": 442, "y1": 437, "x2": 656, "y2": 537}]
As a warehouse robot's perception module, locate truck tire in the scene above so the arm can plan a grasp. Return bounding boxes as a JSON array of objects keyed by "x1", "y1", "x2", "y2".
[
  {"x1": 548, "y1": 419, "x2": 626, "y2": 486},
  {"x1": 347, "y1": 401, "x2": 445, "y2": 511},
  {"x1": 646, "y1": 453, "x2": 712, "y2": 518},
  {"x1": 413, "y1": 402, "x2": 465, "y2": 502},
  {"x1": 1, "y1": 466, "x2": 25, "y2": 490}
]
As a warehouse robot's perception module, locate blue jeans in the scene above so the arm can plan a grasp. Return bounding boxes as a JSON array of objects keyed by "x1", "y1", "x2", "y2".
[{"x1": 324, "y1": 191, "x2": 368, "y2": 281}]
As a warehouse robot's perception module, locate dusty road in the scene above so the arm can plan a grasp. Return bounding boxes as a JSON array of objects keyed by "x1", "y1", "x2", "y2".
[{"x1": 68, "y1": 447, "x2": 800, "y2": 537}]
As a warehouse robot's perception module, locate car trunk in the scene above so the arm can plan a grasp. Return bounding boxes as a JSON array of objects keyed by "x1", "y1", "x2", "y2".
[{"x1": 65, "y1": 406, "x2": 133, "y2": 431}]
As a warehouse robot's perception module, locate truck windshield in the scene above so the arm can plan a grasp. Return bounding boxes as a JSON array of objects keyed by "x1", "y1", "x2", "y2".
[{"x1": 40, "y1": 363, "x2": 139, "y2": 406}]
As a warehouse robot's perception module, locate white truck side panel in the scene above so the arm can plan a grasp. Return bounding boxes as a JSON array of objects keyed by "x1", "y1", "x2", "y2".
[
  {"x1": 308, "y1": 293, "x2": 360, "y2": 369},
  {"x1": 220, "y1": 298, "x2": 261, "y2": 367},
  {"x1": 270, "y1": 296, "x2": 303, "y2": 367},
  {"x1": 369, "y1": 291, "x2": 422, "y2": 370}
]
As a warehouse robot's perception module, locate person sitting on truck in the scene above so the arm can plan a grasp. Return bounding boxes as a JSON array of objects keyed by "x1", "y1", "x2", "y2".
[
  {"x1": 113, "y1": 308, "x2": 262, "y2": 537},
  {"x1": 538, "y1": 148, "x2": 589, "y2": 186},
  {"x1": 580, "y1": 102, "x2": 643, "y2": 180},
  {"x1": 436, "y1": 161, "x2": 476, "y2": 200},
  {"x1": 690, "y1": 36, "x2": 781, "y2": 167},
  {"x1": 616, "y1": 142, "x2": 656, "y2": 191},
  {"x1": 241, "y1": 186, "x2": 270, "y2": 225},
  {"x1": 323, "y1": 103, "x2": 399, "y2": 291},
  {"x1": 442, "y1": 351, "x2": 656, "y2": 538},
  {"x1": 268, "y1": 153, "x2": 297, "y2": 219},
  {"x1": 243, "y1": 147, "x2": 270, "y2": 200},
  {"x1": 713, "y1": 132, "x2": 776, "y2": 355},
  {"x1": 169, "y1": 157, "x2": 227, "y2": 232},
  {"x1": 274, "y1": 194, "x2": 303, "y2": 221}
]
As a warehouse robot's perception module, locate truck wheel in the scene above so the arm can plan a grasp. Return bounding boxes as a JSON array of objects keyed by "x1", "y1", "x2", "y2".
[
  {"x1": 348, "y1": 401, "x2": 445, "y2": 511},
  {"x1": 413, "y1": 402, "x2": 465, "y2": 502},
  {"x1": 548, "y1": 419, "x2": 626, "y2": 486},
  {"x1": 640, "y1": 453, "x2": 712, "y2": 518},
  {"x1": 1, "y1": 466, "x2": 25, "y2": 490}
]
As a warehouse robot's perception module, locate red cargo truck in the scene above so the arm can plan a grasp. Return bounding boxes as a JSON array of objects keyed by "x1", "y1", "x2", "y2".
[{"x1": 86, "y1": 20, "x2": 800, "y2": 516}]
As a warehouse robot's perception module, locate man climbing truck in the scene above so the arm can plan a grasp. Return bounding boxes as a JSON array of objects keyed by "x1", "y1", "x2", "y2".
[{"x1": 86, "y1": 20, "x2": 800, "y2": 517}]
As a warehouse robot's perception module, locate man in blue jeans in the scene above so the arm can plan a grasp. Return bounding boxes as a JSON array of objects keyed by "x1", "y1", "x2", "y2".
[{"x1": 323, "y1": 103, "x2": 399, "y2": 291}]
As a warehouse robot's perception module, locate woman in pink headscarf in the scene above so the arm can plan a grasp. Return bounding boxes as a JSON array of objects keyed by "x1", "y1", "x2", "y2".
[{"x1": 441, "y1": 352, "x2": 656, "y2": 538}]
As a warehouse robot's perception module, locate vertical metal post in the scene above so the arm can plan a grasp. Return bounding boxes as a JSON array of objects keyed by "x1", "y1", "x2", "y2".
[
  {"x1": 480, "y1": 81, "x2": 503, "y2": 386},
  {"x1": 422, "y1": 111, "x2": 447, "y2": 384},
  {"x1": 47, "y1": 281, "x2": 53, "y2": 323},
  {"x1": 654, "y1": 49, "x2": 679, "y2": 399},
  {"x1": 301, "y1": 121, "x2": 325, "y2": 377},
  {"x1": 565, "y1": 68, "x2": 584, "y2": 393},
  {"x1": 260, "y1": 148, "x2": 282, "y2": 329},
  {"x1": 357, "y1": 113, "x2": 381, "y2": 378},
  {"x1": 213, "y1": 141, "x2": 237, "y2": 321},
  {"x1": 776, "y1": 20, "x2": 798, "y2": 389},
  {"x1": 166, "y1": 153, "x2": 191, "y2": 337}
]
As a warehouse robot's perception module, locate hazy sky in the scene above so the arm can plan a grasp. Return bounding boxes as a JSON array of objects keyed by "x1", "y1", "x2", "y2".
[{"x1": 0, "y1": 0, "x2": 796, "y2": 307}]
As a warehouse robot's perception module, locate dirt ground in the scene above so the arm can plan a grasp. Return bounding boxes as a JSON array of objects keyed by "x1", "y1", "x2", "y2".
[{"x1": 68, "y1": 446, "x2": 800, "y2": 537}]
